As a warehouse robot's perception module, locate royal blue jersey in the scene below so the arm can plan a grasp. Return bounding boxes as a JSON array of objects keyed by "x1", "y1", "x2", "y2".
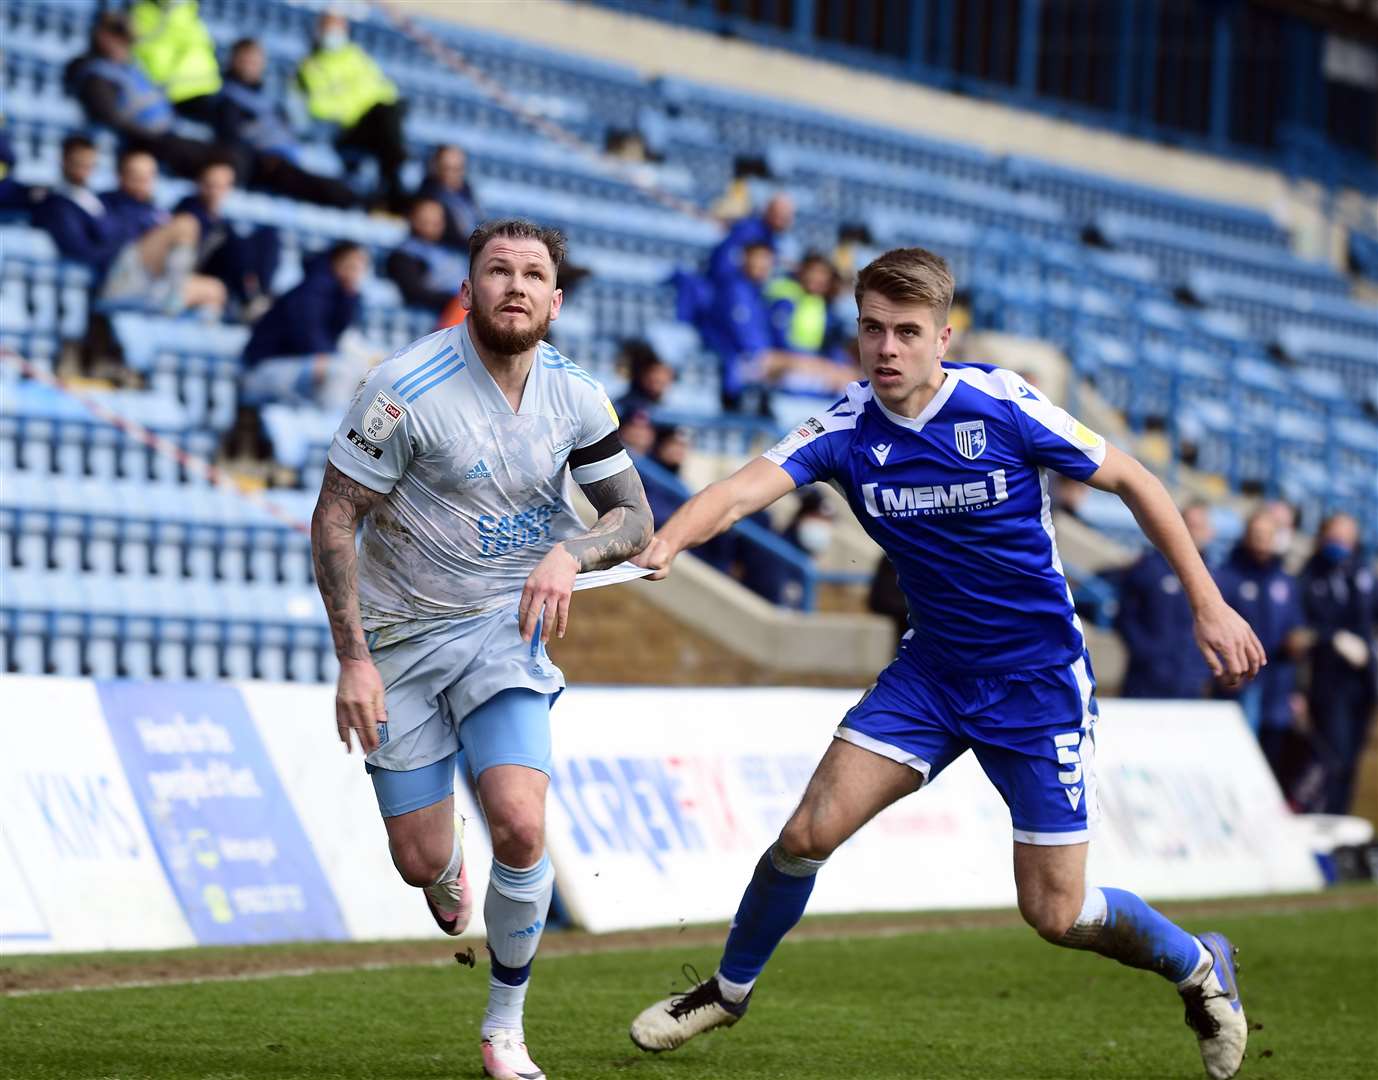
[{"x1": 763, "y1": 363, "x2": 1108, "y2": 673}]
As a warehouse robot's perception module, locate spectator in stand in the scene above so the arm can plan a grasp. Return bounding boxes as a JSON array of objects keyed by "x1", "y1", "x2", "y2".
[
  {"x1": 704, "y1": 242, "x2": 852, "y2": 412},
  {"x1": 65, "y1": 12, "x2": 244, "y2": 181},
  {"x1": 385, "y1": 197, "x2": 467, "y2": 313},
  {"x1": 240, "y1": 241, "x2": 369, "y2": 407},
  {"x1": 1215, "y1": 507, "x2": 1309, "y2": 784},
  {"x1": 740, "y1": 486, "x2": 835, "y2": 608},
  {"x1": 614, "y1": 339, "x2": 674, "y2": 417},
  {"x1": 128, "y1": 0, "x2": 222, "y2": 124},
  {"x1": 639, "y1": 424, "x2": 736, "y2": 573},
  {"x1": 297, "y1": 13, "x2": 407, "y2": 211},
  {"x1": 707, "y1": 192, "x2": 794, "y2": 282},
  {"x1": 867, "y1": 555, "x2": 909, "y2": 648},
  {"x1": 173, "y1": 155, "x2": 280, "y2": 317},
  {"x1": 0, "y1": 126, "x2": 43, "y2": 216},
  {"x1": 34, "y1": 139, "x2": 223, "y2": 314},
  {"x1": 1116, "y1": 501, "x2": 1217, "y2": 699},
  {"x1": 618, "y1": 408, "x2": 656, "y2": 458},
  {"x1": 417, "y1": 144, "x2": 481, "y2": 249},
  {"x1": 766, "y1": 251, "x2": 836, "y2": 356},
  {"x1": 215, "y1": 38, "x2": 357, "y2": 208},
  {"x1": 1301, "y1": 513, "x2": 1377, "y2": 815}
]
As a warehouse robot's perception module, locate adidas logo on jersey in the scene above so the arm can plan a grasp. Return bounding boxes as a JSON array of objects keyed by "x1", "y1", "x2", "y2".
[{"x1": 464, "y1": 459, "x2": 493, "y2": 481}]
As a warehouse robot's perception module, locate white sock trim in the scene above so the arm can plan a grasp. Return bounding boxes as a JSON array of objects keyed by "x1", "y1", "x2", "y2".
[
  {"x1": 1176, "y1": 938, "x2": 1214, "y2": 989},
  {"x1": 1075, "y1": 886, "x2": 1108, "y2": 928},
  {"x1": 768, "y1": 841, "x2": 827, "y2": 878},
  {"x1": 714, "y1": 970, "x2": 754, "y2": 1003}
]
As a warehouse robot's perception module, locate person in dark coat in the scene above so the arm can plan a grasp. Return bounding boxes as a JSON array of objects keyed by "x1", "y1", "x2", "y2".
[
  {"x1": 707, "y1": 193, "x2": 794, "y2": 281},
  {"x1": 240, "y1": 241, "x2": 368, "y2": 407},
  {"x1": 417, "y1": 144, "x2": 481, "y2": 249},
  {"x1": 1214, "y1": 507, "x2": 1309, "y2": 784},
  {"x1": 385, "y1": 197, "x2": 467, "y2": 313},
  {"x1": 1116, "y1": 501, "x2": 1217, "y2": 699},
  {"x1": 65, "y1": 11, "x2": 244, "y2": 181},
  {"x1": 1300, "y1": 513, "x2": 1377, "y2": 815},
  {"x1": 215, "y1": 38, "x2": 357, "y2": 208},
  {"x1": 614, "y1": 339, "x2": 673, "y2": 418},
  {"x1": 172, "y1": 155, "x2": 280, "y2": 312}
]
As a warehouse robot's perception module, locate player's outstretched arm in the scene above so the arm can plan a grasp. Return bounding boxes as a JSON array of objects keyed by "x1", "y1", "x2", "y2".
[
  {"x1": 1086, "y1": 444, "x2": 1266, "y2": 688},
  {"x1": 519, "y1": 465, "x2": 654, "y2": 644},
  {"x1": 636, "y1": 457, "x2": 797, "y2": 581},
  {"x1": 311, "y1": 463, "x2": 387, "y2": 754}
]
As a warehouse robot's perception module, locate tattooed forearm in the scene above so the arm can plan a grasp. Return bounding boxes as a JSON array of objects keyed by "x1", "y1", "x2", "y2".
[
  {"x1": 310, "y1": 463, "x2": 384, "y2": 661},
  {"x1": 564, "y1": 466, "x2": 654, "y2": 572}
]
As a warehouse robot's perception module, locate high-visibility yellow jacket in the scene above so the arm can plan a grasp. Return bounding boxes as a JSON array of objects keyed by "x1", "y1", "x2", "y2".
[
  {"x1": 129, "y1": 0, "x2": 222, "y2": 103},
  {"x1": 297, "y1": 43, "x2": 398, "y2": 128},
  {"x1": 765, "y1": 276, "x2": 828, "y2": 353}
]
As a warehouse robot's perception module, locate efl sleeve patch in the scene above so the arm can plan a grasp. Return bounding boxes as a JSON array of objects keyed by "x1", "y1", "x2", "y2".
[
  {"x1": 765, "y1": 416, "x2": 825, "y2": 462},
  {"x1": 361, "y1": 392, "x2": 405, "y2": 442},
  {"x1": 1063, "y1": 416, "x2": 1103, "y2": 450},
  {"x1": 602, "y1": 396, "x2": 619, "y2": 427}
]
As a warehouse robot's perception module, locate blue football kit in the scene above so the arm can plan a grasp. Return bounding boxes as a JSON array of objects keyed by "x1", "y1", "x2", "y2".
[{"x1": 764, "y1": 362, "x2": 1109, "y2": 844}]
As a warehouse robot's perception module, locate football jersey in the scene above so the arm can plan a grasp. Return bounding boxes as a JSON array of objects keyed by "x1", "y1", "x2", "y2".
[
  {"x1": 763, "y1": 362, "x2": 1107, "y2": 674},
  {"x1": 327, "y1": 324, "x2": 630, "y2": 636}
]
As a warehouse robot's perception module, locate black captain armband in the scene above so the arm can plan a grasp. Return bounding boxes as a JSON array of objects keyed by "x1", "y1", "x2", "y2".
[{"x1": 568, "y1": 430, "x2": 624, "y2": 470}]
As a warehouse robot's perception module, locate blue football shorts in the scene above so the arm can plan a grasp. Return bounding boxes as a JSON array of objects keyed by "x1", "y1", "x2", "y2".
[
  {"x1": 838, "y1": 639, "x2": 1101, "y2": 845},
  {"x1": 362, "y1": 607, "x2": 564, "y2": 818}
]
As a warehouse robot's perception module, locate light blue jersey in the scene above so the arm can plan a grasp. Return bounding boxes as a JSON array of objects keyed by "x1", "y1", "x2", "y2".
[
  {"x1": 764, "y1": 362, "x2": 1107, "y2": 674},
  {"x1": 328, "y1": 323, "x2": 630, "y2": 640}
]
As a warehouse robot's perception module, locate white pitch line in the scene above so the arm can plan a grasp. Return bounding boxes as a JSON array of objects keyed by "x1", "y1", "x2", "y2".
[{"x1": 7, "y1": 895, "x2": 1373, "y2": 999}]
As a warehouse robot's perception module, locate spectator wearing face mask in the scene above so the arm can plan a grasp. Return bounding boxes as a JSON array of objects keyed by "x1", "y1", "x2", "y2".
[
  {"x1": 740, "y1": 486, "x2": 835, "y2": 608},
  {"x1": 297, "y1": 13, "x2": 407, "y2": 211},
  {"x1": 1214, "y1": 507, "x2": 1311, "y2": 785},
  {"x1": 1301, "y1": 513, "x2": 1377, "y2": 815}
]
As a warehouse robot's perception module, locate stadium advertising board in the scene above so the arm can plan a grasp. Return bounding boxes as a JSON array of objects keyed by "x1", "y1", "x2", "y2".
[
  {"x1": 1, "y1": 677, "x2": 193, "y2": 952},
  {"x1": 98, "y1": 680, "x2": 348, "y2": 946},
  {"x1": 546, "y1": 689, "x2": 1323, "y2": 933},
  {"x1": 0, "y1": 678, "x2": 1321, "y2": 952}
]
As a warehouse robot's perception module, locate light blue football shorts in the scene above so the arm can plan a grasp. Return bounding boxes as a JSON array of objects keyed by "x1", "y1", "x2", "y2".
[{"x1": 363, "y1": 607, "x2": 565, "y2": 818}]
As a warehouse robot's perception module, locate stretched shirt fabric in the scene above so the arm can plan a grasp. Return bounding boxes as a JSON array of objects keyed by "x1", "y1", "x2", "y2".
[
  {"x1": 327, "y1": 325, "x2": 630, "y2": 637},
  {"x1": 763, "y1": 363, "x2": 1107, "y2": 674}
]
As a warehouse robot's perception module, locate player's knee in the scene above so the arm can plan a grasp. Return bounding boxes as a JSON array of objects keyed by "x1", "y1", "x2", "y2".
[
  {"x1": 391, "y1": 838, "x2": 451, "y2": 888},
  {"x1": 778, "y1": 818, "x2": 836, "y2": 862},
  {"x1": 1019, "y1": 895, "x2": 1079, "y2": 943},
  {"x1": 488, "y1": 816, "x2": 544, "y2": 866}
]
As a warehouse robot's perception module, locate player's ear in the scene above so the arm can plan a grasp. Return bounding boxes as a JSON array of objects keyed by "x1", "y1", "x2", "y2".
[
  {"x1": 458, "y1": 279, "x2": 473, "y2": 311},
  {"x1": 936, "y1": 322, "x2": 953, "y2": 359},
  {"x1": 548, "y1": 287, "x2": 563, "y2": 321}
]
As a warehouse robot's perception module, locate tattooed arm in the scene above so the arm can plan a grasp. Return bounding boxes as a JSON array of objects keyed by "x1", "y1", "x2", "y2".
[
  {"x1": 311, "y1": 462, "x2": 387, "y2": 753},
  {"x1": 518, "y1": 465, "x2": 654, "y2": 644}
]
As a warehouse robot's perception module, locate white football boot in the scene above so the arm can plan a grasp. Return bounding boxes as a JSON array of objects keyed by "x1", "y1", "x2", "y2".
[
  {"x1": 481, "y1": 1029, "x2": 545, "y2": 1080},
  {"x1": 421, "y1": 812, "x2": 472, "y2": 936},
  {"x1": 1180, "y1": 932, "x2": 1247, "y2": 1080},
  {"x1": 630, "y1": 969, "x2": 751, "y2": 1053}
]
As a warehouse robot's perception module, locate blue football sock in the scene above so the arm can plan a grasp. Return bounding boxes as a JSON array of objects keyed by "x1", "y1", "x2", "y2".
[
  {"x1": 717, "y1": 842, "x2": 826, "y2": 992},
  {"x1": 1059, "y1": 886, "x2": 1206, "y2": 984}
]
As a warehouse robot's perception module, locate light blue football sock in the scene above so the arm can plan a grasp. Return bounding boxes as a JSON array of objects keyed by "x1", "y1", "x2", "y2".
[
  {"x1": 1059, "y1": 886, "x2": 1209, "y2": 984},
  {"x1": 483, "y1": 853, "x2": 554, "y2": 1038},
  {"x1": 716, "y1": 841, "x2": 826, "y2": 998}
]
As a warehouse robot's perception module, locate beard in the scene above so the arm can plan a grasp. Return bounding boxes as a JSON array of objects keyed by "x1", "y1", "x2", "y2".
[{"x1": 469, "y1": 301, "x2": 552, "y2": 357}]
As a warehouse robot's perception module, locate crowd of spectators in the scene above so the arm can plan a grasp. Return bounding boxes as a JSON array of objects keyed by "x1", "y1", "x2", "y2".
[
  {"x1": 1108, "y1": 501, "x2": 1375, "y2": 816},
  {"x1": 5, "y1": 3, "x2": 493, "y2": 420}
]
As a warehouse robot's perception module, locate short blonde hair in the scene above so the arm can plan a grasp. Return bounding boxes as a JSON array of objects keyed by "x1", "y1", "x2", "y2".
[{"x1": 855, "y1": 247, "x2": 955, "y2": 322}]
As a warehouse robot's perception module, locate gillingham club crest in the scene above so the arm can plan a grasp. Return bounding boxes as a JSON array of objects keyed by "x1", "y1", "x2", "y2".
[{"x1": 954, "y1": 420, "x2": 987, "y2": 460}]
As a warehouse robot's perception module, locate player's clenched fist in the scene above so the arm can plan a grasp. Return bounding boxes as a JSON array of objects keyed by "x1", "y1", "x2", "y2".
[
  {"x1": 336, "y1": 656, "x2": 387, "y2": 754},
  {"x1": 1193, "y1": 600, "x2": 1267, "y2": 689},
  {"x1": 520, "y1": 543, "x2": 580, "y2": 643},
  {"x1": 632, "y1": 536, "x2": 675, "y2": 580}
]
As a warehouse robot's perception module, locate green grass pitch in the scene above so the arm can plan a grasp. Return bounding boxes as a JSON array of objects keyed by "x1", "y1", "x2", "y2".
[{"x1": 3, "y1": 898, "x2": 1375, "y2": 1080}]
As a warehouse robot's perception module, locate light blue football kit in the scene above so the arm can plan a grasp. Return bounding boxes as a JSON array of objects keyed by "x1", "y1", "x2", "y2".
[
  {"x1": 763, "y1": 362, "x2": 1107, "y2": 843},
  {"x1": 327, "y1": 323, "x2": 630, "y2": 815}
]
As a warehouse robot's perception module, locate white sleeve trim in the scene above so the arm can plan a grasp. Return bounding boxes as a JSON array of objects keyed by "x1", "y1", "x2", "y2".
[{"x1": 570, "y1": 449, "x2": 633, "y2": 486}]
